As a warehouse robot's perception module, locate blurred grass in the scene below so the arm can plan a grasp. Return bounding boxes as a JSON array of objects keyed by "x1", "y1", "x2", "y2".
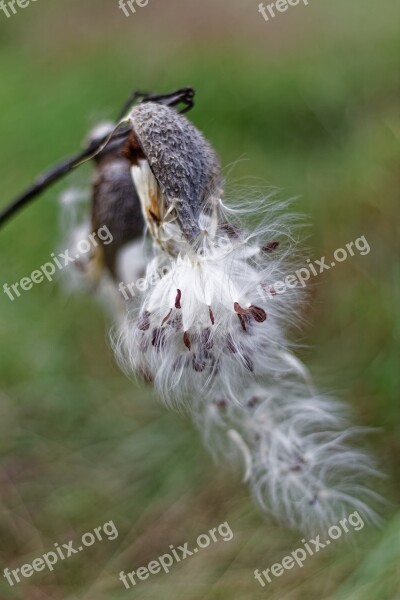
[{"x1": 0, "y1": 0, "x2": 399, "y2": 598}]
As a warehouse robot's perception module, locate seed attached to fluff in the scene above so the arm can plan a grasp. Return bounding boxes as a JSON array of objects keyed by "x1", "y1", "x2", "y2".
[
  {"x1": 238, "y1": 313, "x2": 249, "y2": 332},
  {"x1": 262, "y1": 240, "x2": 280, "y2": 253},
  {"x1": 183, "y1": 331, "x2": 191, "y2": 350},
  {"x1": 226, "y1": 334, "x2": 238, "y2": 353},
  {"x1": 215, "y1": 398, "x2": 228, "y2": 410},
  {"x1": 152, "y1": 328, "x2": 166, "y2": 350},
  {"x1": 138, "y1": 310, "x2": 151, "y2": 331},
  {"x1": 161, "y1": 308, "x2": 173, "y2": 326},
  {"x1": 219, "y1": 222, "x2": 241, "y2": 238},
  {"x1": 249, "y1": 306, "x2": 267, "y2": 322},
  {"x1": 175, "y1": 289, "x2": 182, "y2": 309},
  {"x1": 234, "y1": 302, "x2": 249, "y2": 316},
  {"x1": 234, "y1": 305, "x2": 252, "y2": 332},
  {"x1": 234, "y1": 302, "x2": 267, "y2": 323},
  {"x1": 208, "y1": 306, "x2": 215, "y2": 325}
]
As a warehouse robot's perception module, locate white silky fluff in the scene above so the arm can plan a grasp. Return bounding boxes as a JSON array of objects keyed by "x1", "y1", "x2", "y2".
[
  {"x1": 113, "y1": 189, "x2": 382, "y2": 533},
  {"x1": 115, "y1": 196, "x2": 301, "y2": 408},
  {"x1": 194, "y1": 375, "x2": 382, "y2": 534}
]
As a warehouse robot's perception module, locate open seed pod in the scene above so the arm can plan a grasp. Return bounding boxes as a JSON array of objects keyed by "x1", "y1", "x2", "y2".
[{"x1": 124, "y1": 102, "x2": 223, "y2": 253}]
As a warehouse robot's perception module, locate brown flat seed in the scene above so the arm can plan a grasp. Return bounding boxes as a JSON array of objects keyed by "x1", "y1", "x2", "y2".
[
  {"x1": 226, "y1": 334, "x2": 238, "y2": 353},
  {"x1": 161, "y1": 308, "x2": 173, "y2": 326},
  {"x1": 262, "y1": 241, "x2": 279, "y2": 253},
  {"x1": 249, "y1": 305, "x2": 267, "y2": 323},
  {"x1": 175, "y1": 289, "x2": 182, "y2": 309},
  {"x1": 234, "y1": 302, "x2": 246, "y2": 315},
  {"x1": 183, "y1": 331, "x2": 191, "y2": 350},
  {"x1": 235, "y1": 302, "x2": 266, "y2": 323},
  {"x1": 215, "y1": 399, "x2": 228, "y2": 409},
  {"x1": 209, "y1": 306, "x2": 215, "y2": 325},
  {"x1": 238, "y1": 314, "x2": 248, "y2": 332},
  {"x1": 152, "y1": 328, "x2": 166, "y2": 350},
  {"x1": 220, "y1": 223, "x2": 240, "y2": 238}
]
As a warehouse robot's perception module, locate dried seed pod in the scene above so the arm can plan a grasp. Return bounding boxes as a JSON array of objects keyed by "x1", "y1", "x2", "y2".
[{"x1": 126, "y1": 102, "x2": 223, "y2": 248}]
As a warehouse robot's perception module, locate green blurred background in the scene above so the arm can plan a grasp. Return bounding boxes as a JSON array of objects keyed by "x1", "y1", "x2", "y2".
[{"x1": 0, "y1": 0, "x2": 399, "y2": 598}]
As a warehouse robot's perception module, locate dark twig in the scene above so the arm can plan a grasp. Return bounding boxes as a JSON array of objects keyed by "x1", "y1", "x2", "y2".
[{"x1": 0, "y1": 87, "x2": 195, "y2": 229}]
